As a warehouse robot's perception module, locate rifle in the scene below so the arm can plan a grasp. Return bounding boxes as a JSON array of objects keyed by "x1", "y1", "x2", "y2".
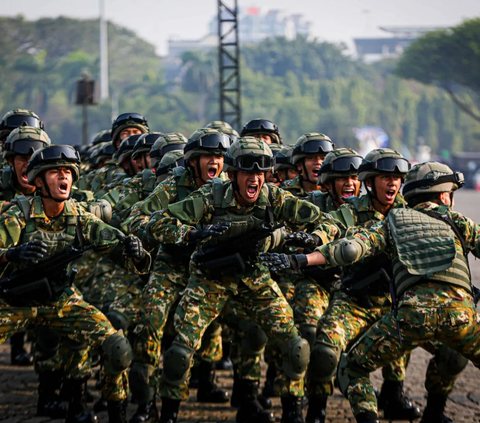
[
  {"x1": 193, "y1": 223, "x2": 285, "y2": 273},
  {"x1": 0, "y1": 243, "x2": 96, "y2": 305}
]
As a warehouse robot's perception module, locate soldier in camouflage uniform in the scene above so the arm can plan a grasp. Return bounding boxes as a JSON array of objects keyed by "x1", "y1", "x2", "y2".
[
  {"x1": 148, "y1": 137, "x2": 340, "y2": 423},
  {"x1": 240, "y1": 118, "x2": 282, "y2": 145},
  {"x1": 274, "y1": 146, "x2": 299, "y2": 186},
  {"x1": 300, "y1": 162, "x2": 477, "y2": 423},
  {"x1": 0, "y1": 144, "x2": 150, "y2": 423},
  {"x1": 205, "y1": 120, "x2": 239, "y2": 144},
  {"x1": 122, "y1": 128, "x2": 230, "y2": 423},
  {"x1": 155, "y1": 151, "x2": 185, "y2": 184}
]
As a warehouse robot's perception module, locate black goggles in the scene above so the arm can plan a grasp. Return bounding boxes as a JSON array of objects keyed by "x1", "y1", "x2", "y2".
[
  {"x1": 320, "y1": 156, "x2": 363, "y2": 174},
  {"x1": 40, "y1": 146, "x2": 80, "y2": 162},
  {"x1": 150, "y1": 143, "x2": 186, "y2": 159},
  {"x1": 242, "y1": 120, "x2": 278, "y2": 134},
  {"x1": 157, "y1": 158, "x2": 185, "y2": 175},
  {"x1": 233, "y1": 154, "x2": 275, "y2": 172},
  {"x1": 275, "y1": 156, "x2": 292, "y2": 166},
  {"x1": 0, "y1": 115, "x2": 43, "y2": 130},
  {"x1": 185, "y1": 134, "x2": 230, "y2": 153},
  {"x1": 403, "y1": 172, "x2": 465, "y2": 194},
  {"x1": 293, "y1": 140, "x2": 334, "y2": 156},
  {"x1": 6, "y1": 139, "x2": 47, "y2": 156},
  {"x1": 361, "y1": 157, "x2": 411, "y2": 174},
  {"x1": 114, "y1": 112, "x2": 148, "y2": 125}
]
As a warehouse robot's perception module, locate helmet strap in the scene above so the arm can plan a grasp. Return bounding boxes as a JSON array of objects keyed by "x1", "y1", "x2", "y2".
[
  {"x1": 39, "y1": 173, "x2": 71, "y2": 203},
  {"x1": 365, "y1": 178, "x2": 389, "y2": 208},
  {"x1": 300, "y1": 160, "x2": 317, "y2": 185}
]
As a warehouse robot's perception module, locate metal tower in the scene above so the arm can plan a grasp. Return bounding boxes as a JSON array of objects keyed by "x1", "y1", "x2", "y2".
[{"x1": 218, "y1": 0, "x2": 242, "y2": 130}]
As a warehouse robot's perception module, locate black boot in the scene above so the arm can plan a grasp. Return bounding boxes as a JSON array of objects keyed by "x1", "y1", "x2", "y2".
[
  {"x1": 380, "y1": 380, "x2": 421, "y2": 420},
  {"x1": 37, "y1": 370, "x2": 66, "y2": 418},
  {"x1": 281, "y1": 395, "x2": 305, "y2": 423},
  {"x1": 65, "y1": 378, "x2": 98, "y2": 423},
  {"x1": 262, "y1": 362, "x2": 277, "y2": 398},
  {"x1": 232, "y1": 369, "x2": 271, "y2": 410},
  {"x1": 216, "y1": 340, "x2": 233, "y2": 370},
  {"x1": 195, "y1": 359, "x2": 230, "y2": 403},
  {"x1": 305, "y1": 395, "x2": 327, "y2": 423},
  {"x1": 130, "y1": 400, "x2": 159, "y2": 423},
  {"x1": 189, "y1": 363, "x2": 199, "y2": 389},
  {"x1": 420, "y1": 394, "x2": 454, "y2": 423},
  {"x1": 10, "y1": 332, "x2": 33, "y2": 365},
  {"x1": 236, "y1": 379, "x2": 275, "y2": 423},
  {"x1": 93, "y1": 396, "x2": 108, "y2": 413},
  {"x1": 107, "y1": 400, "x2": 127, "y2": 423},
  {"x1": 355, "y1": 411, "x2": 380, "y2": 423},
  {"x1": 159, "y1": 397, "x2": 180, "y2": 423}
]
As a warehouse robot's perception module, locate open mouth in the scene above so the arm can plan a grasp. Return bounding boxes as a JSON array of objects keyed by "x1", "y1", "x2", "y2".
[
  {"x1": 385, "y1": 189, "x2": 396, "y2": 201},
  {"x1": 207, "y1": 166, "x2": 217, "y2": 179},
  {"x1": 59, "y1": 182, "x2": 69, "y2": 195},
  {"x1": 21, "y1": 172, "x2": 28, "y2": 184},
  {"x1": 246, "y1": 184, "x2": 259, "y2": 198},
  {"x1": 312, "y1": 168, "x2": 320, "y2": 178},
  {"x1": 341, "y1": 189, "x2": 355, "y2": 198}
]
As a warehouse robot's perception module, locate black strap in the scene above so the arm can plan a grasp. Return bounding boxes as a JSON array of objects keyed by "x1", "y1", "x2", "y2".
[
  {"x1": 403, "y1": 174, "x2": 459, "y2": 195},
  {"x1": 74, "y1": 218, "x2": 85, "y2": 249},
  {"x1": 266, "y1": 184, "x2": 275, "y2": 227}
]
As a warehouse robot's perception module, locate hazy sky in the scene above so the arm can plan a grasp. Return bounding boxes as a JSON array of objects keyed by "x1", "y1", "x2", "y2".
[{"x1": 2, "y1": 0, "x2": 480, "y2": 55}]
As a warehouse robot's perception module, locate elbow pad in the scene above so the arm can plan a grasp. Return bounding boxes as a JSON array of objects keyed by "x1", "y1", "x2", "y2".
[{"x1": 327, "y1": 238, "x2": 367, "y2": 267}]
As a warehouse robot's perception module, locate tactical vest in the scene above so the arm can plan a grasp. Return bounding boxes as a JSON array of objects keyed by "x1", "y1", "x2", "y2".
[
  {"x1": 388, "y1": 207, "x2": 471, "y2": 296},
  {"x1": 1, "y1": 166, "x2": 15, "y2": 201},
  {"x1": 173, "y1": 167, "x2": 193, "y2": 201},
  {"x1": 141, "y1": 169, "x2": 157, "y2": 199},
  {"x1": 339, "y1": 196, "x2": 375, "y2": 228},
  {"x1": 308, "y1": 191, "x2": 338, "y2": 213}
]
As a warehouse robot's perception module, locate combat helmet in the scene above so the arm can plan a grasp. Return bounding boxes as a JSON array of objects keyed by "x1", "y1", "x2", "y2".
[
  {"x1": 92, "y1": 129, "x2": 112, "y2": 145},
  {"x1": 292, "y1": 133, "x2": 335, "y2": 165},
  {"x1": 240, "y1": 118, "x2": 282, "y2": 144},
  {"x1": 4, "y1": 126, "x2": 51, "y2": 159},
  {"x1": 358, "y1": 148, "x2": 410, "y2": 182},
  {"x1": 224, "y1": 137, "x2": 274, "y2": 173},
  {"x1": 150, "y1": 133, "x2": 188, "y2": 169},
  {"x1": 403, "y1": 162, "x2": 464, "y2": 200},
  {"x1": 27, "y1": 144, "x2": 81, "y2": 185},
  {"x1": 156, "y1": 151, "x2": 185, "y2": 183},
  {"x1": 116, "y1": 134, "x2": 143, "y2": 167},
  {"x1": 93, "y1": 142, "x2": 115, "y2": 166},
  {"x1": 111, "y1": 112, "x2": 149, "y2": 147},
  {"x1": 205, "y1": 120, "x2": 239, "y2": 144},
  {"x1": 0, "y1": 109, "x2": 44, "y2": 141},
  {"x1": 318, "y1": 148, "x2": 363, "y2": 185},
  {"x1": 132, "y1": 132, "x2": 161, "y2": 160},
  {"x1": 274, "y1": 146, "x2": 295, "y2": 172},
  {"x1": 184, "y1": 128, "x2": 230, "y2": 162}
]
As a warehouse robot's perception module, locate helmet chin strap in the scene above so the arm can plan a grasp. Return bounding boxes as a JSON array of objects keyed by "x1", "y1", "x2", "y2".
[
  {"x1": 39, "y1": 174, "x2": 70, "y2": 203},
  {"x1": 300, "y1": 161, "x2": 317, "y2": 185},
  {"x1": 365, "y1": 178, "x2": 389, "y2": 207}
]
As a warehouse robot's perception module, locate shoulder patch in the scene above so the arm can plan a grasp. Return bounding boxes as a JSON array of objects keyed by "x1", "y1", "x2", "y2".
[
  {"x1": 298, "y1": 204, "x2": 313, "y2": 219},
  {"x1": 100, "y1": 228, "x2": 114, "y2": 240}
]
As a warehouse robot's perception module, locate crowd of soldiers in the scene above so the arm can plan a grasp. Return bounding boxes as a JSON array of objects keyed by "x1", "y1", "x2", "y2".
[{"x1": 0, "y1": 108, "x2": 478, "y2": 423}]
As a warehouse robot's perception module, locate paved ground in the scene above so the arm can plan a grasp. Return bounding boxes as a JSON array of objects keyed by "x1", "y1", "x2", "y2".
[{"x1": 1, "y1": 189, "x2": 480, "y2": 422}]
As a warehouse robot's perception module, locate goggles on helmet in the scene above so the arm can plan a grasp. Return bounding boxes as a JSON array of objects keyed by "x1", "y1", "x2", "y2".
[
  {"x1": 403, "y1": 172, "x2": 465, "y2": 195},
  {"x1": 293, "y1": 139, "x2": 334, "y2": 156},
  {"x1": 360, "y1": 157, "x2": 411, "y2": 175},
  {"x1": 37, "y1": 145, "x2": 80, "y2": 163},
  {"x1": 184, "y1": 134, "x2": 230, "y2": 153},
  {"x1": 113, "y1": 113, "x2": 148, "y2": 126},
  {"x1": 0, "y1": 115, "x2": 44, "y2": 131},
  {"x1": 150, "y1": 143, "x2": 186, "y2": 159},
  {"x1": 157, "y1": 158, "x2": 185, "y2": 176},
  {"x1": 242, "y1": 120, "x2": 278, "y2": 134},
  {"x1": 227, "y1": 154, "x2": 275, "y2": 172},
  {"x1": 5, "y1": 140, "x2": 47, "y2": 156},
  {"x1": 320, "y1": 156, "x2": 363, "y2": 174}
]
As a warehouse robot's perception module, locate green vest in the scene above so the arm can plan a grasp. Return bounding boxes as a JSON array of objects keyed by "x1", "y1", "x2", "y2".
[
  {"x1": 173, "y1": 167, "x2": 193, "y2": 201},
  {"x1": 141, "y1": 169, "x2": 157, "y2": 198},
  {"x1": 388, "y1": 207, "x2": 471, "y2": 296},
  {"x1": 307, "y1": 190, "x2": 337, "y2": 213}
]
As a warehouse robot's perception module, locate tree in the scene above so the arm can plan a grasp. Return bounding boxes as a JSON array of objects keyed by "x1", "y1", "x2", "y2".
[{"x1": 396, "y1": 18, "x2": 480, "y2": 123}]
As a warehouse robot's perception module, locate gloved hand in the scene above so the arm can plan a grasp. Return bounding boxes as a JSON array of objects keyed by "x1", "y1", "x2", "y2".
[
  {"x1": 260, "y1": 253, "x2": 308, "y2": 272},
  {"x1": 124, "y1": 236, "x2": 146, "y2": 261},
  {"x1": 285, "y1": 232, "x2": 321, "y2": 250},
  {"x1": 187, "y1": 222, "x2": 231, "y2": 242},
  {"x1": 5, "y1": 240, "x2": 48, "y2": 264}
]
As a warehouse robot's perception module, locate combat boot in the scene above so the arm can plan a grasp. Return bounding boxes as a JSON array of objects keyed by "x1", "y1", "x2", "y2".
[
  {"x1": 380, "y1": 380, "x2": 421, "y2": 420},
  {"x1": 236, "y1": 379, "x2": 275, "y2": 423},
  {"x1": 195, "y1": 359, "x2": 230, "y2": 403},
  {"x1": 231, "y1": 369, "x2": 272, "y2": 410},
  {"x1": 262, "y1": 362, "x2": 277, "y2": 398},
  {"x1": 107, "y1": 399, "x2": 127, "y2": 423},
  {"x1": 130, "y1": 399, "x2": 159, "y2": 423},
  {"x1": 354, "y1": 411, "x2": 380, "y2": 423},
  {"x1": 216, "y1": 340, "x2": 233, "y2": 370},
  {"x1": 159, "y1": 397, "x2": 180, "y2": 423},
  {"x1": 420, "y1": 394, "x2": 454, "y2": 423},
  {"x1": 305, "y1": 395, "x2": 327, "y2": 423},
  {"x1": 65, "y1": 378, "x2": 98, "y2": 423},
  {"x1": 10, "y1": 332, "x2": 33, "y2": 365},
  {"x1": 37, "y1": 370, "x2": 66, "y2": 418},
  {"x1": 281, "y1": 395, "x2": 305, "y2": 423}
]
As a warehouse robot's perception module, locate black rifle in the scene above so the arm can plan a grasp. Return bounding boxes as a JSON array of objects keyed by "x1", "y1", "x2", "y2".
[
  {"x1": 193, "y1": 223, "x2": 285, "y2": 273},
  {"x1": 0, "y1": 244, "x2": 96, "y2": 305}
]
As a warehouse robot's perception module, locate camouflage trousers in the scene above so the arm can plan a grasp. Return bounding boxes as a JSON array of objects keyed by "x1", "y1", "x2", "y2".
[
  {"x1": 345, "y1": 301, "x2": 480, "y2": 418},
  {"x1": 160, "y1": 273, "x2": 304, "y2": 401},
  {"x1": 308, "y1": 292, "x2": 409, "y2": 398},
  {"x1": 0, "y1": 288, "x2": 129, "y2": 401}
]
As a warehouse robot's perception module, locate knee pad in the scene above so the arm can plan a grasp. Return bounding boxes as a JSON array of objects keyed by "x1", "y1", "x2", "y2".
[
  {"x1": 35, "y1": 327, "x2": 61, "y2": 360},
  {"x1": 280, "y1": 336, "x2": 310, "y2": 380},
  {"x1": 105, "y1": 309, "x2": 131, "y2": 332},
  {"x1": 161, "y1": 341, "x2": 195, "y2": 387},
  {"x1": 435, "y1": 344, "x2": 469, "y2": 379},
  {"x1": 129, "y1": 363, "x2": 156, "y2": 403},
  {"x1": 239, "y1": 319, "x2": 268, "y2": 356},
  {"x1": 101, "y1": 330, "x2": 133, "y2": 375},
  {"x1": 309, "y1": 340, "x2": 341, "y2": 383},
  {"x1": 299, "y1": 323, "x2": 317, "y2": 348}
]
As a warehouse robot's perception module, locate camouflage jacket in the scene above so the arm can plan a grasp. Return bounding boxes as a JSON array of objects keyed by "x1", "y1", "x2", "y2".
[
  {"x1": 307, "y1": 191, "x2": 337, "y2": 213},
  {"x1": 283, "y1": 176, "x2": 310, "y2": 198},
  {"x1": 90, "y1": 160, "x2": 126, "y2": 198}
]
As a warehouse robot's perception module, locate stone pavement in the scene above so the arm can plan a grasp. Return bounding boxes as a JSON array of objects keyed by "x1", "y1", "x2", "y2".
[{"x1": 1, "y1": 190, "x2": 480, "y2": 422}]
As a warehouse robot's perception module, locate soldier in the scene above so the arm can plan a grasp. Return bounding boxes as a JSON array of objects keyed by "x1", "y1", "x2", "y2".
[
  {"x1": 155, "y1": 151, "x2": 185, "y2": 184},
  {"x1": 274, "y1": 146, "x2": 299, "y2": 185},
  {"x1": 240, "y1": 118, "x2": 282, "y2": 144},
  {"x1": 262, "y1": 149, "x2": 421, "y2": 423},
  {"x1": 0, "y1": 144, "x2": 150, "y2": 423},
  {"x1": 0, "y1": 109, "x2": 44, "y2": 146},
  {"x1": 205, "y1": 120, "x2": 239, "y2": 144},
  {"x1": 122, "y1": 128, "x2": 230, "y2": 423},
  {"x1": 283, "y1": 133, "x2": 335, "y2": 198},
  {"x1": 146, "y1": 137, "x2": 339, "y2": 423},
  {"x1": 298, "y1": 162, "x2": 478, "y2": 423}
]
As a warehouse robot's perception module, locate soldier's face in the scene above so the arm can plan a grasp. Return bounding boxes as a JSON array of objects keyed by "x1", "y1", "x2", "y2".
[
  {"x1": 230, "y1": 170, "x2": 265, "y2": 205},
  {"x1": 12, "y1": 155, "x2": 35, "y2": 193},
  {"x1": 39, "y1": 167, "x2": 73, "y2": 200},
  {"x1": 256, "y1": 134, "x2": 272, "y2": 144},
  {"x1": 120, "y1": 127, "x2": 142, "y2": 140},
  {"x1": 266, "y1": 170, "x2": 279, "y2": 185},
  {"x1": 287, "y1": 168, "x2": 299, "y2": 180},
  {"x1": 134, "y1": 153, "x2": 151, "y2": 171},
  {"x1": 369, "y1": 174, "x2": 402, "y2": 206},
  {"x1": 326, "y1": 176, "x2": 361, "y2": 204},
  {"x1": 299, "y1": 155, "x2": 325, "y2": 183},
  {"x1": 194, "y1": 154, "x2": 224, "y2": 182}
]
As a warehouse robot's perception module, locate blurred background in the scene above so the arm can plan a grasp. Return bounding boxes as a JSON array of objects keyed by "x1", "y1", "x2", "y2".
[{"x1": 2, "y1": 0, "x2": 480, "y2": 184}]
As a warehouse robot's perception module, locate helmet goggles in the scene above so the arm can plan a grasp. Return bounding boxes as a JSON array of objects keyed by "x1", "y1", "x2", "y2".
[
  {"x1": 403, "y1": 171, "x2": 465, "y2": 195},
  {"x1": 293, "y1": 139, "x2": 334, "y2": 156},
  {"x1": 360, "y1": 157, "x2": 411, "y2": 174},
  {"x1": 5, "y1": 139, "x2": 47, "y2": 156},
  {"x1": 114, "y1": 113, "x2": 148, "y2": 127},
  {"x1": 185, "y1": 133, "x2": 230, "y2": 153},
  {"x1": 0, "y1": 114, "x2": 43, "y2": 131},
  {"x1": 320, "y1": 156, "x2": 363, "y2": 174},
  {"x1": 228, "y1": 154, "x2": 275, "y2": 172},
  {"x1": 38, "y1": 145, "x2": 80, "y2": 163}
]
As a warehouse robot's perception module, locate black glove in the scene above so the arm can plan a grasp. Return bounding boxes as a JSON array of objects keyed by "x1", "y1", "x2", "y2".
[
  {"x1": 124, "y1": 236, "x2": 146, "y2": 261},
  {"x1": 260, "y1": 253, "x2": 308, "y2": 272},
  {"x1": 187, "y1": 222, "x2": 231, "y2": 242},
  {"x1": 285, "y1": 232, "x2": 321, "y2": 250},
  {"x1": 5, "y1": 240, "x2": 48, "y2": 265}
]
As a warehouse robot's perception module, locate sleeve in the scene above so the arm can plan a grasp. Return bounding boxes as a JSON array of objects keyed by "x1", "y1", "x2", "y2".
[{"x1": 451, "y1": 211, "x2": 480, "y2": 258}]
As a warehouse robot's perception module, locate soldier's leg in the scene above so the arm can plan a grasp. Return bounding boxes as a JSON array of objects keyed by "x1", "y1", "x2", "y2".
[{"x1": 10, "y1": 331, "x2": 33, "y2": 365}]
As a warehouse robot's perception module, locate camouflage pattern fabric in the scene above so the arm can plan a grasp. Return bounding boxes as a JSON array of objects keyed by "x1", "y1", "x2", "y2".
[{"x1": 283, "y1": 175, "x2": 309, "y2": 198}]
